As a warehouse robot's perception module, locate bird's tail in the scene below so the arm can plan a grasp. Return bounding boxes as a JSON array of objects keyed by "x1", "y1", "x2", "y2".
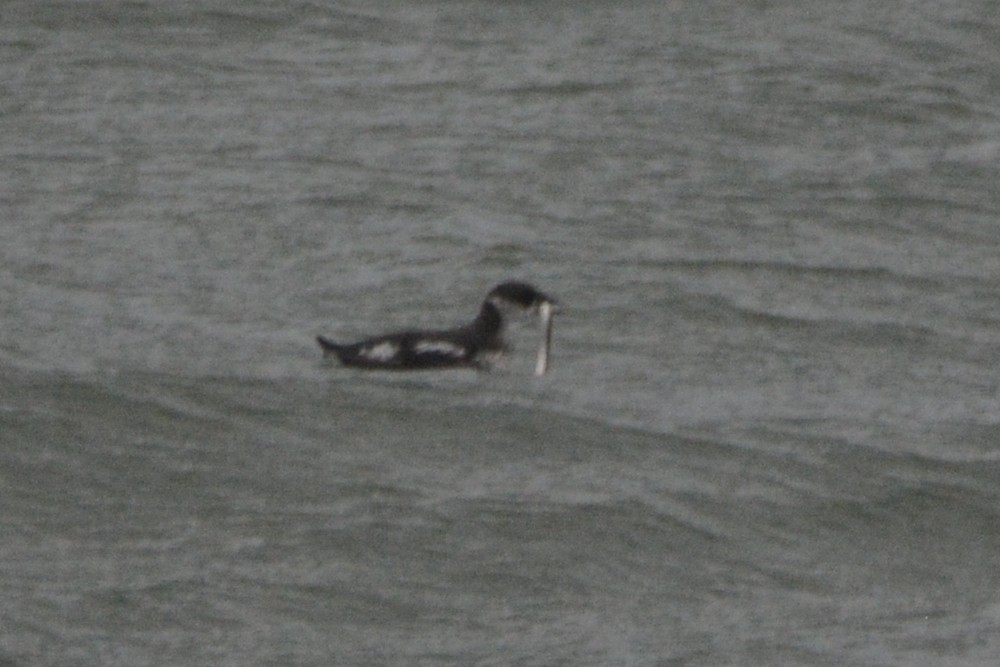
[{"x1": 316, "y1": 335, "x2": 348, "y2": 361}]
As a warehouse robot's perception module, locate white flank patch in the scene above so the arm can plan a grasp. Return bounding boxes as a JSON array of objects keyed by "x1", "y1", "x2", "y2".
[
  {"x1": 361, "y1": 341, "x2": 399, "y2": 361},
  {"x1": 414, "y1": 340, "x2": 465, "y2": 358}
]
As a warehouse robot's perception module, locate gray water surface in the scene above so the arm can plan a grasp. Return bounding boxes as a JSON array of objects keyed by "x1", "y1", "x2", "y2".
[{"x1": 3, "y1": 1, "x2": 1000, "y2": 665}]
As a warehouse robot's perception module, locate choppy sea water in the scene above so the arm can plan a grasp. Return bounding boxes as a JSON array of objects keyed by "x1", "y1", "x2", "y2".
[{"x1": 3, "y1": 0, "x2": 1000, "y2": 665}]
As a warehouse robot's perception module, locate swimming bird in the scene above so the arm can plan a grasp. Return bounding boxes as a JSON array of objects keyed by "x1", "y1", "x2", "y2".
[{"x1": 316, "y1": 281, "x2": 557, "y2": 374}]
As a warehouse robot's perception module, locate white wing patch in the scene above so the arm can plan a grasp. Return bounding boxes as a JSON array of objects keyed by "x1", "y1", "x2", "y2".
[
  {"x1": 360, "y1": 341, "x2": 399, "y2": 361},
  {"x1": 414, "y1": 340, "x2": 466, "y2": 358}
]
